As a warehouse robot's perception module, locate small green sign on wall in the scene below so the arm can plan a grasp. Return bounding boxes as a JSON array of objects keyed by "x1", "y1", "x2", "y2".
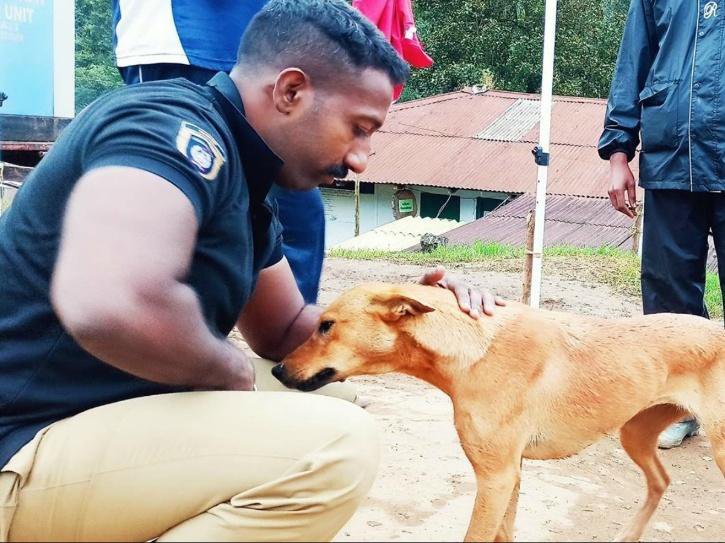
[{"x1": 398, "y1": 199, "x2": 414, "y2": 213}]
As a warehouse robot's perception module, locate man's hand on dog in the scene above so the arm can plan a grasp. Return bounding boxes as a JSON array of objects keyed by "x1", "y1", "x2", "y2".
[{"x1": 418, "y1": 266, "x2": 505, "y2": 318}]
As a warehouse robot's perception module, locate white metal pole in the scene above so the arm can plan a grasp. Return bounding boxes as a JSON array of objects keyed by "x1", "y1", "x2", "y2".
[
  {"x1": 54, "y1": 0, "x2": 76, "y2": 118},
  {"x1": 529, "y1": 0, "x2": 558, "y2": 308},
  {"x1": 637, "y1": 197, "x2": 645, "y2": 258}
]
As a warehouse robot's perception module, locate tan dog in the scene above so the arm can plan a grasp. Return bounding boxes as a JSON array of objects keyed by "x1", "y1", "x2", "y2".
[{"x1": 273, "y1": 283, "x2": 725, "y2": 542}]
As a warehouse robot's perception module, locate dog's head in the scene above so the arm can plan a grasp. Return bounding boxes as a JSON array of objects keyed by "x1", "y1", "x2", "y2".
[{"x1": 272, "y1": 283, "x2": 437, "y2": 391}]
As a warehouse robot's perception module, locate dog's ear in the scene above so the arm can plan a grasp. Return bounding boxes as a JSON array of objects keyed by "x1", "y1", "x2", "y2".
[{"x1": 375, "y1": 295, "x2": 435, "y2": 322}]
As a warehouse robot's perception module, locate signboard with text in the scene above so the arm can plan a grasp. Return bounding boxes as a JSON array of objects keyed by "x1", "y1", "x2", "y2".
[{"x1": 0, "y1": 0, "x2": 54, "y2": 116}]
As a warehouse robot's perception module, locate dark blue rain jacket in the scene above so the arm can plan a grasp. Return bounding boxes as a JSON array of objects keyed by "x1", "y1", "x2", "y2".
[{"x1": 599, "y1": 0, "x2": 725, "y2": 192}]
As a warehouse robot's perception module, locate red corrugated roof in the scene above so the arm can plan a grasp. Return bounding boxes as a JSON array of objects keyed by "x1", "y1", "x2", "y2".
[
  {"x1": 361, "y1": 131, "x2": 631, "y2": 197},
  {"x1": 352, "y1": 89, "x2": 640, "y2": 198},
  {"x1": 445, "y1": 194, "x2": 636, "y2": 249},
  {"x1": 444, "y1": 192, "x2": 718, "y2": 269},
  {"x1": 383, "y1": 91, "x2": 515, "y2": 138}
]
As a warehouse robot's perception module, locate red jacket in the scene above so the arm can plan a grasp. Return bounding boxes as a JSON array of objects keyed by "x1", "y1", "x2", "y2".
[{"x1": 353, "y1": 0, "x2": 433, "y2": 99}]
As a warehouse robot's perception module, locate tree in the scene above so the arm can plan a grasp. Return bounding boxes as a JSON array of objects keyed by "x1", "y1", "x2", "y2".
[
  {"x1": 72, "y1": 0, "x2": 631, "y2": 109},
  {"x1": 400, "y1": 0, "x2": 630, "y2": 101},
  {"x1": 75, "y1": 0, "x2": 121, "y2": 112}
]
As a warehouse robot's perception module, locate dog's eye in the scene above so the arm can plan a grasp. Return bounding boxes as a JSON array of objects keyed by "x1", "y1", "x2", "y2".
[{"x1": 318, "y1": 320, "x2": 334, "y2": 335}]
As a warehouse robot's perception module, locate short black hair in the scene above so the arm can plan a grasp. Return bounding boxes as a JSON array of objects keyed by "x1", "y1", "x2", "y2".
[{"x1": 236, "y1": 0, "x2": 410, "y2": 87}]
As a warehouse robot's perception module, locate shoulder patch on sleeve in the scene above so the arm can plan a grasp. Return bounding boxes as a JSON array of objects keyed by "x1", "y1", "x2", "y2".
[{"x1": 176, "y1": 121, "x2": 226, "y2": 181}]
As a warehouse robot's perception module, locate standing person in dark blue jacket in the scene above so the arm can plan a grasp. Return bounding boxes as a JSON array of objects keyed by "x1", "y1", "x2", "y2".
[
  {"x1": 599, "y1": 0, "x2": 725, "y2": 448},
  {"x1": 113, "y1": 0, "x2": 325, "y2": 305}
]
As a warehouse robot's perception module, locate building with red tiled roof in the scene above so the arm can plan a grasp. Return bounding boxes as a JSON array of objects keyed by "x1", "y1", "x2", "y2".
[
  {"x1": 359, "y1": 87, "x2": 626, "y2": 196},
  {"x1": 323, "y1": 86, "x2": 638, "y2": 247}
]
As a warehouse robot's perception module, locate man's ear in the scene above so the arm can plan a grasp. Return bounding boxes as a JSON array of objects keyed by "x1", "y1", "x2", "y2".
[
  {"x1": 272, "y1": 68, "x2": 312, "y2": 115},
  {"x1": 374, "y1": 294, "x2": 435, "y2": 322}
]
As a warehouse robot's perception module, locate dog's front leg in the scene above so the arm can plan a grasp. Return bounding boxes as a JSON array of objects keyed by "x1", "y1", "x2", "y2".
[
  {"x1": 494, "y1": 466, "x2": 521, "y2": 542},
  {"x1": 463, "y1": 463, "x2": 520, "y2": 542}
]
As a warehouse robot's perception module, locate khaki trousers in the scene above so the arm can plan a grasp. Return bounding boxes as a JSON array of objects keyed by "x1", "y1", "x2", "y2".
[{"x1": 0, "y1": 360, "x2": 373, "y2": 542}]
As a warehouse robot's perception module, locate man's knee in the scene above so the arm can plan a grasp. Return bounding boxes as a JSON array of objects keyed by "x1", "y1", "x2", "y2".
[
  {"x1": 317, "y1": 402, "x2": 380, "y2": 503},
  {"x1": 221, "y1": 398, "x2": 379, "y2": 539}
]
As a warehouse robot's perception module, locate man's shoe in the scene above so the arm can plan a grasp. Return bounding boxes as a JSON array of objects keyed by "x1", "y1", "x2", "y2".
[{"x1": 657, "y1": 419, "x2": 700, "y2": 449}]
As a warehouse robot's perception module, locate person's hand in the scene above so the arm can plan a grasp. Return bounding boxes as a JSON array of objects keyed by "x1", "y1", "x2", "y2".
[
  {"x1": 608, "y1": 152, "x2": 637, "y2": 218},
  {"x1": 227, "y1": 348, "x2": 256, "y2": 391},
  {"x1": 203, "y1": 343, "x2": 255, "y2": 391},
  {"x1": 418, "y1": 265, "x2": 505, "y2": 318}
]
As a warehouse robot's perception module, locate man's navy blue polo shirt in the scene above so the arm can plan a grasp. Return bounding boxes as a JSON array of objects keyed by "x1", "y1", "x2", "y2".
[{"x1": 0, "y1": 72, "x2": 283, "y2": 468}]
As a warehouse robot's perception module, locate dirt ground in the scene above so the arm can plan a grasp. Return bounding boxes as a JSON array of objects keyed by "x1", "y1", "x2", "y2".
[{"x1": 308, "y1": 258, "x2": 724, "y2": 542}]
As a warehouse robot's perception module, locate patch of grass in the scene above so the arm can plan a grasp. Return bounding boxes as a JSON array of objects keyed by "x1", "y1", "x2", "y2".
[
  {"x1": 705, "y1": 272, "x2": 723, "y2": 318},
  {"x1": 329, "y1": 243, "x2": 723, "y2": 319},
  {"x1": 542, "y1": 245, "x2": 633, "y2": 258},
  {"x1": 329, "y1": 241, "x2": 522, "y2": 264}
]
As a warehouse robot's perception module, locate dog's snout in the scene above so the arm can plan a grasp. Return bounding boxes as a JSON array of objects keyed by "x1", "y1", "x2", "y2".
[
  {"x1": 296, "y1": 367, "x2": 338, "y2": 392},
  {"x1": 271, "y1": 363, "x2": 286, "y2": 381},
  {"x1": 271, "y1": 362, "x2": 338, "y2": 392},
  {"x1": 315, "y1": 367, "x2": 337, "y2": 382}
]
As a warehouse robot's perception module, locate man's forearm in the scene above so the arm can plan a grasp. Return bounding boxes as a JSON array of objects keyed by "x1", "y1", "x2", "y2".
[
  {"x1": 58, "y1": 280, "x2": 252, "y2": 390},
  {"x1": 262, "y1": 304, "x2": 323, "y2": 361}
]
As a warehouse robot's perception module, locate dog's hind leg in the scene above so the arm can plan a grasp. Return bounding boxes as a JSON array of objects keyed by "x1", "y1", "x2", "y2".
[
  {"x1": 701, "y1": 417, "x2": 725, "y2": 477},
  {"x1": 698, "y1": 372, "x2": 725, "y2": 477},
  {"x1": 616, "y1": 403, "x2": 688, "y2": 542}
]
